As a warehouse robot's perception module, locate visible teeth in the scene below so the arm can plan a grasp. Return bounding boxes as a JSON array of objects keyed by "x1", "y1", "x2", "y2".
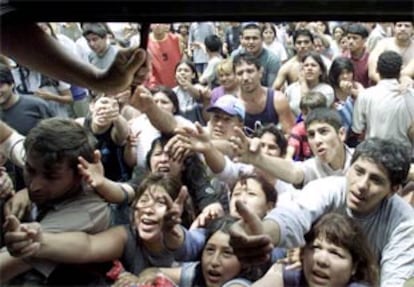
[{"x1": 142, "y1": 219, "x2": 156, "y2": 224}]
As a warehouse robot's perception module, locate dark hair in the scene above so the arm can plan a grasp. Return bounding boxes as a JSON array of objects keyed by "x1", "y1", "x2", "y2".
[
  {"x1": 132, "y1": 172, "x2": 181, "y2": 208},
  {"x1": 232, "y1": 52, "x2": 261, "y2": 71},
  {"x1": 261, "y1": 22, "x2": 277, "y2": 38},
  {"x1": 24, "y1": 118, "x2": 97, "y2": 173},
  {"x1": 304, "y1": 212, "x2": 379, "y2": 286},
  {"x1": 0, "y1": 64, "x2": 15, "y2": 85},
  {"x1": 351, "y1": 137, "x2": 411, "y2": 186},
  {"x1": 150, "y1": 85, "x2": 181, "y2": 115},
  {"x1": 305, "y1": 107, "x2": 343, "y2": 132},
  {"x1": 230, "y1": 173, "x2": 277, "y2": 205},
  {"x1": 241, "y1": 22, "x2": 262, "y2": 36},
  {"x1": 301, "y1": 51, "x2": 329, "y2": 83},
  {"x1": 204, "y1": 34, "x2": 222, "y2": 53},
  {"x1": 293, "y1": 29, "x2": 314, "y2": 44},
  {"x1": 175, "y1": 59, "x2": 199, "y2": 84},
  {"x1": 82, "y1": 22, "x2": 108, "y2": 38},
  {"x1": 253, "y1": 123, "x2": 288, "y2": 156},
  {"x1": 346, "y1": 23, "x2": 369, "y2": 38},
  {"x1": 377, "y1": 51, "x2": 403, "y2": 79},
  {"x1": 146, "y1": 134, "x2": 213, "y2": 213},
  {"x1": 328, "y1": 56, "x2": 355, "y2": 88},
  {"x1": 204, "y1": 215, "x2": 238, "y2": 240}
]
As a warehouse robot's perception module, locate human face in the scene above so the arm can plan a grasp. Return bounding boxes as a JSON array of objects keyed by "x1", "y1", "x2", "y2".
[
  {"x1": 153, "y1": 92, "x2": 175, "y2": 114},
  {"x1": 24, "y1": 153, "x2": 80, "y2": 206},
  {"x1": 202, "y1": 231, "x2": 242, "y2": 287},
  {"x1": 150, "y1": 23, "x2": 169, "y2": 37},
  {"x1": 242, "y1": 28, "x2": 263, "y2": 56},
  {"x1": 314, "y1": 38, "x2": 325, "y2": 54},
  {"x1": 347, "y1": 33, "x2": 365, "y2": 54},
  {"x1": 217, "y1": 70, "x2": 237, "y2": 90},
  {"x1": 262, "y1": 27, "x2": 276, "y2": 45},
  {"x1": 0, "y1": 82, "x2": 14, "y2": 106},
  {"x1": 175, "y1": 63, "x2": 195, "y2": 84},
  {"x1": 149, "y1": 143, "x2": 183, "y2": 178},
  {"x1": 303, "y1": 237, "x2": 354, "y2": 287},
  {"x1": 338, "y1": 69, "x2": 353, "y2": 82},
  {"x1": 333, "y1": 27, "x2": 345, "y2": 42},
  {"x1": 134, "y1": 185, "x2": 170, "y2": 243},
  {"x1": 260, "y1": 132, "x2": 282, "y2": 157},
  {"x1": 302, "y1": 56, "x2": 322, "y2": 84},
  {"x1": 295, "y1": 35, "x2": 313, "y2": 57},
  {"x1": 339, "y1": 36, "x2": 349, "y2": 53},
  {"x1": 307, "y1": 122, "x2": 345, "y2": 165},
  {"x1": 394, "y1": 22, "x2": 414, "y2": 42},
  {"x1": 230, "y1": 178, "x2": 272, "y2": 219},
  {"x1": 346, "y1": 157, "x2": 394, "y2": 215},
  {"x1": 235, "y1": 61, "x2": 262, "y2": 94},
  {"x1": 85, "y1": 34, "x2": 108, "y2": 55},
  {"x1": 208, "y1": 110, "x2": 241, "y2": 140}
]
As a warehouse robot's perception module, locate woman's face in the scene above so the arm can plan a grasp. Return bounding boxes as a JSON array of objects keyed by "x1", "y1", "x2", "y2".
[
  {"x1": 262, "y1": 27, "x2": 276, "y2": 45},
  {"x1": 217, "y1": 70, "x2": 237, "y2": 90},
  {"x1": 339, "y1": 36, "x2": 349, "y2": 52},
  {"x1": 230, "y1": 178, "x2": 272, "y2": 219},
  {"x1": 201, "y1": 231, "x2": 242, "y2": 287},
  {"x1": 302, "y1": 56, "x2": 322, "y2": 83},
  {"x1": 260, "y1": 132, "x2": 282, "y2": 157},
  {"x1": 338, "y1": 69, "x2": 353, "y2": 83},
  {"x1": 153, "y1": 92, "x2": 175, "y2": 114},
  {"x1": 303, "y1": 236, "x2": 354, "y2": 287},
  {"x1": 134, "y1": 185, "x2": 170, "y2": 243},
  {"x1": 149, "y1": 143, "x2": 183, "y2": 179},
  {"x1": 333, "y1": 27, "x2": 345, "y2": 41}
]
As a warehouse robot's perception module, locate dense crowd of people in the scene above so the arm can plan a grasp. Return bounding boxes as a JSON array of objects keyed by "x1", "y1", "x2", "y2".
[{"x1": 0, "y1": 20, "x2": 414, "y2": 286}]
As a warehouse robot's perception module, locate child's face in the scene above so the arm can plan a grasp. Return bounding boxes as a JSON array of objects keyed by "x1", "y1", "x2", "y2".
[
  {"x1": 134, "y1": 185, "x2": 170, "y2": 243},
  {"x1": 230, "y1": 178, "x2": 272, "y2": 219},
  {"x1": 201, "y1": 231, "x2": 242, "y2": 287},
  {"x1": 302, "y1": 236, "x2": 354, "y2": 287},
  {"x1": 306, "y1": 121, "x2": 345, "y2": 164}
]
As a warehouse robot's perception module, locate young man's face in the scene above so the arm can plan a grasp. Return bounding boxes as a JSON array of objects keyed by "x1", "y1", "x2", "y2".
[
  {"x1": 85, "y1": 33, "x2": 108, "y2": 55},
  {"x1": 346, "y1": 157, "x2": 394, "y2": 215},
  {"x1": 294, "y1": 35, "x2": 313, "y2": 58},
  {"x1": 24, "y1": 153, "x2": 80, "y2": 206},
  {"x1": 242, "y1": 28, "x2": 263, "y2": 56},
  {"x1": 347, "y1": 33, "x2": 365, "y2": 53},
  {"x1": 306, "y1": 121, "x2": 345, "y2": 165},
  {"x1": 234, "y1": 60, "x2": 262, "y2": 94},
  {"x1": 259, "y1": 132, "x2": 282, "y2": 158},
  {"x1": 208, "y1": 110, "x2": 242, "y2": 140}
]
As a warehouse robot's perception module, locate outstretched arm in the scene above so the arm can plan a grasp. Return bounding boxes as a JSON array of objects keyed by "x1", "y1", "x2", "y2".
[
  {"x1": 78, "y1": 150, "x2": 135, "y2": 204},
  {"x1": 1, "y1": 22, "x2": 148, "y2": 94}
]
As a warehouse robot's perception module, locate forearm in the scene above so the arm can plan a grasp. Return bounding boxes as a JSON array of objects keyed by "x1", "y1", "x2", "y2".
[
  {"x1": 262, "y1": 219, "x2": 281, "y2": 246},
  {"x1": 111, "y1": 116, "x2": 130, "y2": 145},
  {"x1": 202, "y1": 142, "x2": 226, "y2": 174},
  {"x1": 2, "y1": 22, "x2": 102, "y2": 92},
  {"x1": 145, "y1": 104, "x2": 177, "y2": 134},
  {"x1": 164, "y1": 225, "x2": 185, "y2": 251},
  {"x1": 211, "y1": 139, "x2": 235, "y2": 158},
  {"x1": 95, "y1": 180, "x2": 134, "y2": 204},
  {"x1": 251, "y1": 153, "x2": 304, "y2": 185},
  {"x1": 40, "y1": 91, "x2": 73, "y2": 104},
  {"x1": 0, "y1": 121, "x2": 13, "y2": 144},
  {"x1": 0, "y1": 251, "x2": 31, "y2": 283},
  {"x1": 123, "y1": 145, "x2": 137, "y2": 168}
]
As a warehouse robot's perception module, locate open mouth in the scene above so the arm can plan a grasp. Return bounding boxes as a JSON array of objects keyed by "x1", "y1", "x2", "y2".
[
  {"x1": 206, "y1": 269, "x2": 222, "y2": 283},
  {"x1": 311, "y1": 269, "x2": 330, "y2": 284},
  {"x1": 157, "y1": 166, "x2": 170, "y2": 173}
]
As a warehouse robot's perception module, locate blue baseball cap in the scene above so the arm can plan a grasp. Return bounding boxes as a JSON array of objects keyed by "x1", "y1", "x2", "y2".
[{"x1": 206, "y1": 95, "x2": 245, "y2": 120}]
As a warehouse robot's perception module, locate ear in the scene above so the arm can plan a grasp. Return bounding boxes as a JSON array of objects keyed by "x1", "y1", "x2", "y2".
[{"x1": 338, "y1": 127, "x2": 347, "y2": 143}]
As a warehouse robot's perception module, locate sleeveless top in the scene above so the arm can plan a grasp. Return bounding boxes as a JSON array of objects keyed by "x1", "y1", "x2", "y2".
[
  {"x1": 244, "y1": 88, "x2": 279, "y2": 131},
  {"x1": 84, "y1": 116, "x2": 131, "y2": 182}
]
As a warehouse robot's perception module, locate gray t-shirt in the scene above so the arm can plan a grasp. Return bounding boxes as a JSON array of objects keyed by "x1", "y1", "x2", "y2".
[{"x1": 265, "y1": 176, "x2": 414, "y2": 287}]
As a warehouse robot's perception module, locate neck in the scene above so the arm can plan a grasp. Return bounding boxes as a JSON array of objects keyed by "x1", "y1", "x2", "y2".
[
  {"x1": 329, "y1": 145, "x2": 346, "y2": 170},
  {"x1": 335, "y1": 88, "x2": 349, "y2": 101},
  {"x1": 306, "y1": 79, "x2": 319, "y2": 89},
  {"x1": 240, "y1": 85, "x2": 264, "y2": 100},
  {"x1": 351, "y1": 47, "x2": 365, "y2": 59}
]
